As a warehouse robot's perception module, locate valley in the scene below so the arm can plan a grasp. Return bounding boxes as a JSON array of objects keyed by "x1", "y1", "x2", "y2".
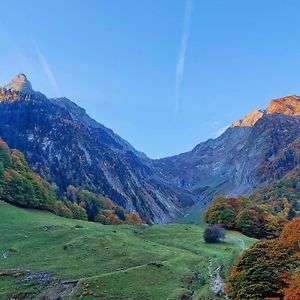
[
  {"x1": 0, "y1": 74, "x2": 300, "y2": 299},
  {"x1": 1, "y1": 2, "x2": 300, "y2": 299},
  {"x1": 3, "y1": 75, "x2": 300, "y2": 225}
]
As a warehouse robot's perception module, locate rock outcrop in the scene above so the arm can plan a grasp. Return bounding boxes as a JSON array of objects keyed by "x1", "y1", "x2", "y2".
[
  {"x1": 231, "y1": 109, "x2": 264, "y2": 128},
  {"x1": 266, "y1": 95, "x2": 300, "y2": 116}
]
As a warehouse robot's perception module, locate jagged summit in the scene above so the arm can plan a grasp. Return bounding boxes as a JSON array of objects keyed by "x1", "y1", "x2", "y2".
[
  {"x1": 231, "y1": 109, "x2": 264, "y2": 128},
  {"x1": 4, "y1": 73, "x2": 33, "y2": 93},
  {"x1": 231, "y1": 95, "x2": 300, "y2": 128},
  {"x1": 266, "y1": 95, "x2": 300, "y2": 116}
]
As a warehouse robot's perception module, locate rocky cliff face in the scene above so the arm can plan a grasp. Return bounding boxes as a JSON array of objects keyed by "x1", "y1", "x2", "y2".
[
  {"x1": 266, "y1": 95, "x2": 300, "y2": 116},
  {"x1": 155, "y1": 95, "x2": 300, "y2": 209},
  {"x1": 231, "y1": 109, "x2": 264, "y2": 127},
  {"x1": 0, "y1": 74, "x2": 195, "y2": 223}
]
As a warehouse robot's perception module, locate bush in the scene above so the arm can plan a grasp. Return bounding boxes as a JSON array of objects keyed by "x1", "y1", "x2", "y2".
[{"x1": 203, "y1": 225, "x2": 225, "y2": 243}]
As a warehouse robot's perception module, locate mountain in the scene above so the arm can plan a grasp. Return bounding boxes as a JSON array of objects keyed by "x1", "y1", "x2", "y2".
[
  {"x1": 155, "y1": 95, "x2": 300, "y2": 211},
  {"x1": 0, "y1": 74, "x2": 195, "y2": 223},
  {"x1": 2, "y1": 74, "x2": 300, "y2": 223}
]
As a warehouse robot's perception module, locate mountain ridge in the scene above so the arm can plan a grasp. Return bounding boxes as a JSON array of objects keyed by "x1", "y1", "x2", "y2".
[
  {"x1": 2, "y1": 73, "x2": 300, "y2": 223},
  {"x1": 0, "y1": 74, "x2": 195, "y2": 223},
  {"x1": 155, "y1": 94, "x2": 300, "y2": 217}
]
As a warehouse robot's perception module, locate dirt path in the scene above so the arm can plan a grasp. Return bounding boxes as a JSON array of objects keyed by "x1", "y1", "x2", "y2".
[
  {"x1": 208, "y1": 259, "x2": 230, "y2": 300},
  {"x1": 227, "y1": 236, "x2": 246, "y2": 251},
  {"x1": 79, "y1": 262, "x2": 151, "y2": 281}
]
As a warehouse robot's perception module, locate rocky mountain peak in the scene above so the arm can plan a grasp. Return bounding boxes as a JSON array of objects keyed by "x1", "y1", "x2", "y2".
[
  {"x1": 4, "y1": 73, "x2": 33, "y2": 94},
  {"x1": 266, "y1": 95, "x2": 300, "y2": 116},
  {"x1": 231, "y1": 109, "x2": 264, "y2": 128}
]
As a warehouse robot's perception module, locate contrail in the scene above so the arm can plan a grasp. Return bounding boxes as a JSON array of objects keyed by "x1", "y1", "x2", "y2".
[
  {"x1": 175, "y1": 0, "x2": 194, "y2": 118},
  {"x1": 33, "y1": 40, "x2": 60, "y2": 96}
]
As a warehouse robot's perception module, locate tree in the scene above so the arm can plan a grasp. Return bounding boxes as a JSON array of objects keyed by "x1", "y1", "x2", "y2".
[
  {"x1": 126, "y1": 212, "x2": 143, "y2": 225},
  {"x1": 203, "y1": 225, "x2": 226, "y2": 243},
  {"x1": 279, "y1": 216, "x2": 300, "y2": 250},
  {"x1": 228, "y1": 218, "x2": 300, "y2": 300},
  {"x1": 282, "y1": 269, "x2": 300, "y2": 300},
  {"x1": 204, "y1": 195, "x2": 250, "y2": 230}
]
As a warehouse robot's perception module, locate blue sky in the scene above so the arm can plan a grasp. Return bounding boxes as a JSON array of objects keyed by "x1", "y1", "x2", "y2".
[{"x1": 1, "y1": 1, "x2": 300, "y2": 158}]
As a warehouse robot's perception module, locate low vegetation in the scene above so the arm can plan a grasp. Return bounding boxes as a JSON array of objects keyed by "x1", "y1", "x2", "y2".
[
  {"x1": 203, "y1": 225, "x2": 226, "y2": 243},
  {"x1": 0, "y1": 202, "x2": 255, "y2": 299}
]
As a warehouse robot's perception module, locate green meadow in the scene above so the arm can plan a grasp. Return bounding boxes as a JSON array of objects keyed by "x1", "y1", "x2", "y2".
[{"x1": 0, "y1": 202, "x2": 255, "y2": 299}]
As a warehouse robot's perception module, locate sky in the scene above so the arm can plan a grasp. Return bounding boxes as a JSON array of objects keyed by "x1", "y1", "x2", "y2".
[{"x1": 1, "y1": 1, "x2": 300, "y2": 158}]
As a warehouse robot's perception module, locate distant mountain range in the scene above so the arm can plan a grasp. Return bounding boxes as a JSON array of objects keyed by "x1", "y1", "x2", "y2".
[{"x1": 1, "y1": 74, "x2": 300, "y2": 223}]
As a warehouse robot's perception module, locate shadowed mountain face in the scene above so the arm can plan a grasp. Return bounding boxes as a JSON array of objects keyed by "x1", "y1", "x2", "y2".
[
  {"x1": 1, "y1": 74, "x2": 300, "y2": 222},
  {"x1": 0, "y1": 74, "x2": 195, "y2": 223},
  {"x1": 155, "y1": 95, "x2": 300, "y2": 208}
]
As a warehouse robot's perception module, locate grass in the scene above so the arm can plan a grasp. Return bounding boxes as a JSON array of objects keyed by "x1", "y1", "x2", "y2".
[{"x1": 0, "y1": 202, "x2": 256, "y2": 299}]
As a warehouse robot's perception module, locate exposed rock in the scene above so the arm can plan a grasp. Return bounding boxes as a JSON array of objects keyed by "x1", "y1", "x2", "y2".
[
  {"x1": 231, "y1": 109, "x2": 264, "y2": 128},
  {"x1": 266, "y1": 95, "x2": 300, "y2": 116},
  {"x1": 0, "y1": 75, "x2": 195, "y2": 223},
  {"x1": 208, "y1": 260, "x2": 229, "y2": 299},
  {"x1": 155, "y1": 96, "x2": 300, "y2": 211},
  {"x1": 4, "y1": 73, "x2": 33, "y2": 94},
  {"x1": 1, "y1": 269, "x2": 78, "y2": 300}
]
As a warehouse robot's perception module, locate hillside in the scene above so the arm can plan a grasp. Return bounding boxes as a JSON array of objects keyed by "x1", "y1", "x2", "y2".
[
  {"x1": 204, "y1": 172, "x2": 300, "y2": 239},
  {"x1": 156, "y1": 95, "x2": 300, "y2": 214},
  {"x1": 0, "y1": 136, "x2": 142, "y2": 225},
  {"x1": 228, "y1": 217, "x2": 300, "y2": 299},
  {"x1": 0, "y1": 74, "x2": 195, "y2": 223},
  {"x1": 0, "y1": 138, "x2": 57, "y2": 210},
  {"x1": 0, "y1": 202, "x2": 255, "y2": 300}
]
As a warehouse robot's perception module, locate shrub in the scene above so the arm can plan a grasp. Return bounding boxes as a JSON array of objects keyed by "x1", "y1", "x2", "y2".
[{"x1": 203, "y1": 225, "x2": 226, "y2": 243}]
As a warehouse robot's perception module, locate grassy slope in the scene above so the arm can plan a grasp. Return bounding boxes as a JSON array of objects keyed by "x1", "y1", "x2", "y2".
[{"x1": 0, "y1": 202, "x2": 255, "y2": 300}]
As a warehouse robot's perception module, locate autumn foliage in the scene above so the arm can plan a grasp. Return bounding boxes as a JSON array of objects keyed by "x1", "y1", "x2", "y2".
[
  {"x1": 204, "y1": 195, "x2": 284, "y2": 238},
  {"x1": 205, "y1": 174, "x2": 300, "y2": 239},
  {"x1": 228, "y1": 218, "x2": 300, "y2": 300},
  {"x1": 65, "y1": 185, "x2": 143, "y2": 225},
  {"x1": 279, "y1": 216, "x2": 300, "y2": 250},
  {"x1": 281, "y1": 269, "x2": 300, "y2": 300},
  {"x1": 0, "y1": 139, "x2": 57, "y2": 210},
  {"x1": 0, "y1": 139, "x2": 142, "y2": 225}
]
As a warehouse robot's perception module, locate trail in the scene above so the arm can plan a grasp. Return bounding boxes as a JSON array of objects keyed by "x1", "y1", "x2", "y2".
[
  {"x1": 207, "y1": 235, "x2": 246, "y2": 299},
  {"x1": 79, "y1": 262, "x2": 151, "y2": 281},
  {"x1": 208, "y1": 259, "x2": 230, "y2": 300},
  {"x1": 227, "y1": 236, "x2": 246, "y2": 251}
]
